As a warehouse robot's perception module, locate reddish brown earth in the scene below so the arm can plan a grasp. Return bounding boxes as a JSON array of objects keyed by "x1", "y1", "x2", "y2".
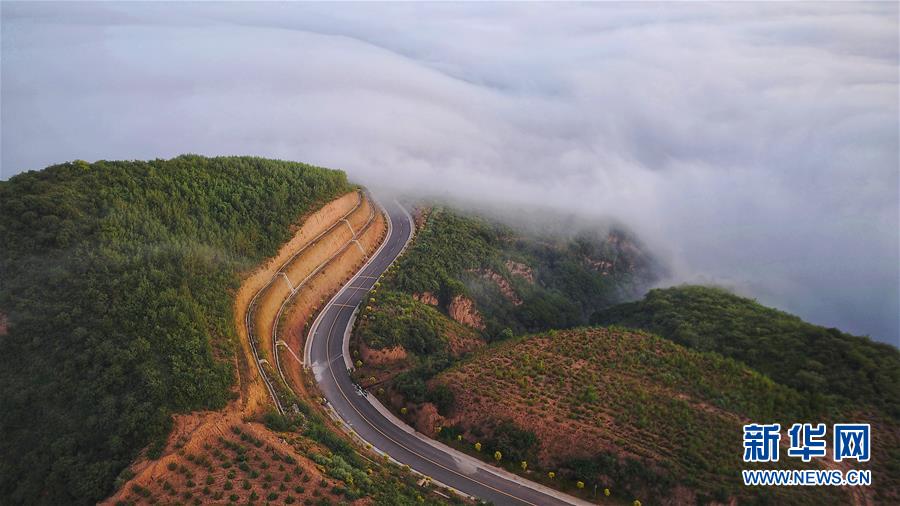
[
  {"x1": 413, "y1": 403, "x2": 446, "y2": 436},
  {"x1": 444, "y1": 324, "x2": 484, "y2": 356},
  {"x1": 412, "y1": 206, "x2": 431, "y2": 230},
  {"x1": 232, "y1": 191, "x2": 362, "y2": 416},
  {"x1": 431, "y1": 327, "x2": 852, "y2": 505},
  {"x1": 105, "y1": 192, "x2": 389, "y2": 505},
  {"x1": 359, "y1": 340, "x2": 408, "y2": 366},
  {"x1": 277, "y1": 204, "x2": 386, "y2": 399},
  {"x1": 0, "y1": 312, "x2": 7, "y2": 336},
  {"x1": 254, "y1": 194, "x2": 374, "y2": 372},
  {"x1": 448, "y1": 295, "x2": 485, "y2": 330},
  {"x1": 471, "y1": 268, "x2": 522, "y2": 305},
  {"x1": 413, "y1": 291, "x2": 439, "y2": 305},
  {"x1": 505, "y1": 260, "x2": 534, "y2": 283},
  {"x1": 102, "y1": 412, "x2": 352, "y2": 506}
]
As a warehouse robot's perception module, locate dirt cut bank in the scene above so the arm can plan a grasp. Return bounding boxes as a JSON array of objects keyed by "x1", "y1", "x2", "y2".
[{"x1": 106, "y1": 191, "x2": 397, "y2": 506}]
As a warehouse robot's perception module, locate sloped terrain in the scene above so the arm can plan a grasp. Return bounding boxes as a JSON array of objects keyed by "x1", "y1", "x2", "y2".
[
  {"x1": 104, "y1": 187, "x2": 457, "y2": 506},
  {"x1": 352, "y1": 206, "x2": 661, "y2": 436},
  {"x1": 432, "y1": 327, "x2": 848, "y2": 505},
  {"x1": 593, "y1": 285, "x2": 900, "y2": 419},
  {"x1": 104, "y1": 411, "x2": 458, "y2": 506},
  {"x1": 593, "y1": 285, "x2": 900, "y2": 503},
  {"x1": 0, "y1": 156, "x2": 351, "y2": 504},
  {"x1": 390, "y1": 208, "x2": 660, "y2": 339}
]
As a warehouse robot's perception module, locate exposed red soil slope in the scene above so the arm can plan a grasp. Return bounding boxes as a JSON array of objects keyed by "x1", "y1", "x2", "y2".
[
  {"x1": 102, "y1": 413, "x2": 350, "y2": 506},
  {"x1": 448, "y1": 295, "x2": 485, "y2": 330},
  {"x1": 105, "y1": 192, "x2": 389, "y2": 505}
]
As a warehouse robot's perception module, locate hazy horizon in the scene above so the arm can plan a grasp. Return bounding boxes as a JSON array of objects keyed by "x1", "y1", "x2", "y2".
[{"x1": 2, "y1": 2, "x2": 898, "y2": 344}]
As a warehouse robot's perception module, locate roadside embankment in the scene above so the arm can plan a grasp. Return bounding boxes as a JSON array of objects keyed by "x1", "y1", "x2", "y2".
[{"x1": 232, "y1": 191, "x2": 361, "y2": 416}]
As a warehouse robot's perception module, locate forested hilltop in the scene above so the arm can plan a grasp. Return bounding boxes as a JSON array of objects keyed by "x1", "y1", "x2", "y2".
[
  {"x1": 0, "y1": 156, "x2": 351, "y2": 504},
  {"x1": 593, "y1": 285, "x2": 900, "y2": 419}
]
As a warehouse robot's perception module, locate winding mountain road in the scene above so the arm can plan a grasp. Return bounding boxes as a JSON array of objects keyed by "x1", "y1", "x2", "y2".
[{"x1": 304, "y1": 198, "x2": 589, "y2": 506}]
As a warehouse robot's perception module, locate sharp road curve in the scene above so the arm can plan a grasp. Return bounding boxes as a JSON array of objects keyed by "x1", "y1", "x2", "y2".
[{"x1": 304, "y1": 198, "x2": 587, "y2": 506}]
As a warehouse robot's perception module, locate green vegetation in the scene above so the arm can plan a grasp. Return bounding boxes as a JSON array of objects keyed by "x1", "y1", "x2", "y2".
[
  {"x1": 357, "y1": 290, "x2": 451, "y2": 354},
  {"x1": 391, "y1": 211, "x2": 498, "y2": 298},
  {"x1": 0, "y1": 155, "x2": 351, "y2": 505},
  {"x1": 361, "y1": 206, "x2": 898, "y2": 503},
  {"x1": 389, "y1": 208, "x2": 658, "y2": 339},
  {"x1": 435, "y1": 327, "x2": 848, "y2": 504},
  {"x1": 359, "y1": 207, "x2": 659, "y2": 416},
  {"x1": 262, "y1": 410, "x2": 464, "y2": 506},
  {"x1": 115, "y1": 420, "x2": 458, "y2": 506},
  {"x1": 593, "y1": 285, "x2": 900, "y2": 418}
]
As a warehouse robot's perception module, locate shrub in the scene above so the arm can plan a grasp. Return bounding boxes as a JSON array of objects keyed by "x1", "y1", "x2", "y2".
[{"x1": 426, "y1": 385, "x2": 455, "y2": 415}]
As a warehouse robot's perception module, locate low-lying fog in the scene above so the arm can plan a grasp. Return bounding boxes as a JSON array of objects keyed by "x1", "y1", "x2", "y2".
[{"x1": 2, "y1": 2, "x2": 897, "y2": 343}]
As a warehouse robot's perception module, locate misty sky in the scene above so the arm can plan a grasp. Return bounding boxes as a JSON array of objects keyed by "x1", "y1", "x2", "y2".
[{"x1": 2, "y1": 2, "x2": 898, "y2": 344}]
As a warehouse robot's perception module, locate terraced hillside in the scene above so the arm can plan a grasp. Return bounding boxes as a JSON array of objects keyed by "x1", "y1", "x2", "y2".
[
  {"x1": 0, "y1": 157, "x2": 455, "y2": 506},
  {"x1": 243, "y1": 189, "x2": 385, "y2": 412},
  {"x1": 104, "y1": 410, "x2": 462, "y2": 506},
  {"x1": 430, "y1": 327, "x2": 852, "y2": 505}
]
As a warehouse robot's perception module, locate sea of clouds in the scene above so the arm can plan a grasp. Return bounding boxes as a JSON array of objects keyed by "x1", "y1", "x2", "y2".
[{"x1": 2, "y1": 2, "x2": 897, "y2": 343}]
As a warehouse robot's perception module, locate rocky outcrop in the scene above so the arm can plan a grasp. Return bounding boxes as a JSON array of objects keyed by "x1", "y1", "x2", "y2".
[
  {"x1": 505, "y1": 260, "x2": 534, "y2": 283},
  {"x1": 600, "y1": 231, "x2": 647, "y2": 274},
  {"x1": 470, "y1": 269, "x2": 522, "y2": 305},
  {"x1": 412, "y1": 291, "x2": 438, "y2": 306},
  {"x1": 582, "y1": 256, "x2": 614, "y2": 275},
  {"x1": 448, "y1": 295, "x2": 485, "y2": 330}
]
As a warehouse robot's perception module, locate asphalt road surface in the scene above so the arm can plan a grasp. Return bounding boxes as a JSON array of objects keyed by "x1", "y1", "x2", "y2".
[{"x1": 305, "y1": 199, "x2": 586, "y2": 506}]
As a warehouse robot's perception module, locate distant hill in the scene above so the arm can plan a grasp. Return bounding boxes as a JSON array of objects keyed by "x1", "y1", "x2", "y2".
[
  {"x1": 0, "y1": 156, "x2": 351, "y2": 504},
  {"x1": 391, "y1": 207, "x2": 660, "y2": 339},
  {"x1": 432, "y1": 327, "x2": 854, "y2": 505},
  {"x1": 592, "y1": 285, "x2": 900, "y2": 419}
]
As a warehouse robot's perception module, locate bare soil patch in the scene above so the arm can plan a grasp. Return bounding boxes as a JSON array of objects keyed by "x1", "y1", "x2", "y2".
[
  {"x1": 278, "y1": 211, "x2": 387, "y2": 398},
  {"x1": 448, "y1": 295, "x2": 485, "y2": 329},
  {"x1": 232, "y1": 191, "x2": 360, "y2": 416},
  {"x1": 102, "y1": 412, "x2": 347, "y2": 506}
]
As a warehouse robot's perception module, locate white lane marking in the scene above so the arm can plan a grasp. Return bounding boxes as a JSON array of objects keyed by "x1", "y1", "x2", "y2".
[
  {"x1": 312, "y1": 204, "x2": 569, "y2": 506},
  {"x1": 323, "y1": 305, "x2": 541, "y2": 506}
]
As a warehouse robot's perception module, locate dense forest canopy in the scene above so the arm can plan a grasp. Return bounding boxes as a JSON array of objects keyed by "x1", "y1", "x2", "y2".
[
  {"x1": 0, "y1": 155, "x2": 351, "y2": 504},
  {"x1": 593, "y1": 285, "x2": 900, "y2": 419}
]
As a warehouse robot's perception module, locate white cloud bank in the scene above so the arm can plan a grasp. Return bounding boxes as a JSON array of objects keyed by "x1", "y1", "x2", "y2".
[{"x1": 2, "y1": 2, "x2": 897, "y2": 343}]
